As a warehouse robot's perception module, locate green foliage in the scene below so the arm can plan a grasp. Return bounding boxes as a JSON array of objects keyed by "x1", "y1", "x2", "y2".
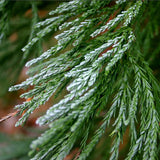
[
  {"x1": 2, "y1": 0, "x2": 160, "y2": 159},
  {"x1": 0, "y1": 0, "x2": 52, "y2": 96}
]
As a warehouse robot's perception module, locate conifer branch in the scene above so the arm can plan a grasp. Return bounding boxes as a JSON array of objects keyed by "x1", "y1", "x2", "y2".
[{"x1": 5, "y1": 0, "x2": 160, "y2": 159}]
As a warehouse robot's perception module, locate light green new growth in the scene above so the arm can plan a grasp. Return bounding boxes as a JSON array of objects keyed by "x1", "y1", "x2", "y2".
[{"x1": 6, "y1": 0, "x2": 160, "y2": 160}]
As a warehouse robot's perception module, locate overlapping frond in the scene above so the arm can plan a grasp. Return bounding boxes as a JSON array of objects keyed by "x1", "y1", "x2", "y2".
[{"x1": 8, "y1": 0, "x2": 160, "y2": 159}]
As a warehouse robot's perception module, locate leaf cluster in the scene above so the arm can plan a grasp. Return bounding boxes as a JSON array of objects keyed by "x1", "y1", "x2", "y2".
[{"x1": 7, "y1": 0, "x2": 160, "y2": 160}]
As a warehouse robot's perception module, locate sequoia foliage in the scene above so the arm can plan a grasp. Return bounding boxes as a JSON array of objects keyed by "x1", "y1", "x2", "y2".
[{"x1": 1, "y1": 0, "x2": 160, "y2": 160}]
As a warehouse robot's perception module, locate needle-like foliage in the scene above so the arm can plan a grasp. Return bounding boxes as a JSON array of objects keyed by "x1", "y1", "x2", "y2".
[
  {"x1": 5, "y1": 0, "x2": 160, "y2": 159},
  {"x1": 0, "y1": 0, "x2": 46, "y2": 95}
]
